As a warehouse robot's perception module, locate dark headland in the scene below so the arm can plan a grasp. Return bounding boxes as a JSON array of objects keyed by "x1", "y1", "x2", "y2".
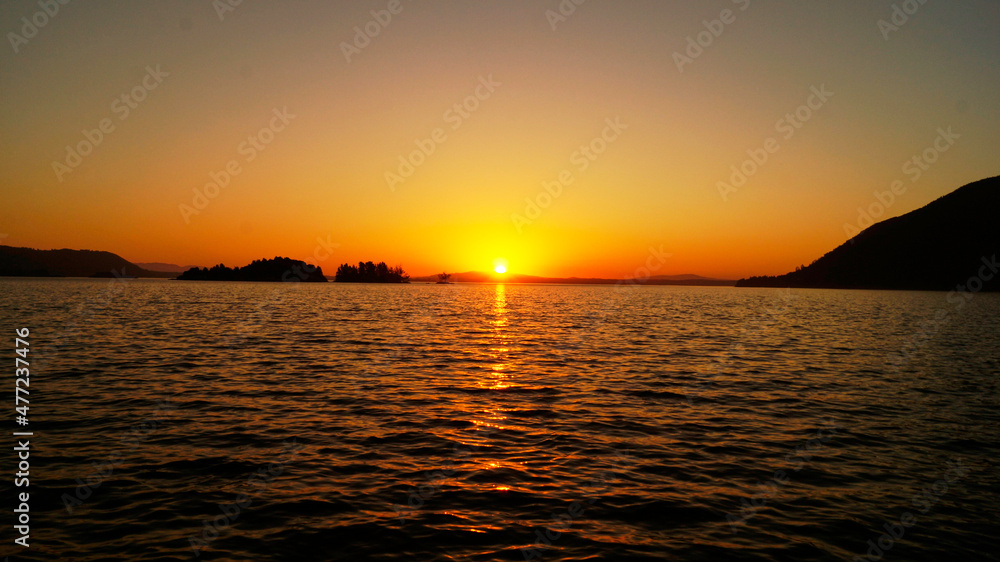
[
  {"x1": 0, "y1": 245, "x2": 170, "y2": 278},
  {"x1": 737, "y1": 176, "x2": 1000, "y2": 292}
]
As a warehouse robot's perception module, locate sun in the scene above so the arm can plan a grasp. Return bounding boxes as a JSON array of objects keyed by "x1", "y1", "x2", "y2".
[{"x1": 493, "y1": 258, "x2": 508, "y2": 274}]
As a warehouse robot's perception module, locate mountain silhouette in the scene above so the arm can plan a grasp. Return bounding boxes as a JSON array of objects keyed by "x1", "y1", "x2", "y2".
[
  {"x1": 135, "y1": 262, "x2": 202, "y2": 273},
  {"x1": 737, "y1": 176, "x2": 1000, "y2": 291},
  {"x1": 176, "y1": 257, "x2": 328, "y2": 282},
  {"x1": 0, "y1": 245, "x2": 169, "y2": 278}
]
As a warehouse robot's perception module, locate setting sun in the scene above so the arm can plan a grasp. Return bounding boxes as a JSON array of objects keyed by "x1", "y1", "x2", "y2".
[{"x1": 493, "y1": 258, "x2": 508, "y2": 274}]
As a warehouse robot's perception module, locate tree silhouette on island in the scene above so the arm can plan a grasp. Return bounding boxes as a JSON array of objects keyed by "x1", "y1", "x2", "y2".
[
  {"x1": 176, "y1": 257, "x2": 327, "y2": 282},
  {"x1": 334, "y1": 261, "x2": 409, "y2": 283}
]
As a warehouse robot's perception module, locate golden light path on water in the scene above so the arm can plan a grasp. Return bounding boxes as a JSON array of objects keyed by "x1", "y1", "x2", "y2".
[{"x1": 4, "y1": 279, "x2": 999, "y2": 560}]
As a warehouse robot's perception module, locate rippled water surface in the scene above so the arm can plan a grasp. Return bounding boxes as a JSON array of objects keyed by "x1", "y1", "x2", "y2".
[{"x1": 1, "y1": 279, "x2": 999, "y2": 561}]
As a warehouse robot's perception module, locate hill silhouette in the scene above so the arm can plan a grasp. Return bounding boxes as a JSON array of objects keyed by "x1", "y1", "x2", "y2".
[
  {"x1": 0, "y1": 245, "x2": 169, "y2": 278},
  {"x1": 177, "y1": 257, "x2": 328, "y2": 282},
  {"x1": 737, "y1": 176, "x2": 1000, "y2": 291},
  {"x1": 136, "y1": 262, "x2": 202, "y2": 273}
]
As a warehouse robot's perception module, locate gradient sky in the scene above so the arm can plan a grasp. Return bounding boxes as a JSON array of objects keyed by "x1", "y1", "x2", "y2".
[{"x1": 1, "y1": 0, "x2": 998, "y2": 279}]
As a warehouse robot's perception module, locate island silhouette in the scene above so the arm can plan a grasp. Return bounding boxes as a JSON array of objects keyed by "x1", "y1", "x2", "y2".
[
  {"x1": 177, "y1": 257, "x2": 328, "y2": 282},
  {"x1": 737, "y1": 176, "x2": 1000, "y2": 291},
  {"x1": 334, "y1": 262, "x2": 409, "y2": 283}
]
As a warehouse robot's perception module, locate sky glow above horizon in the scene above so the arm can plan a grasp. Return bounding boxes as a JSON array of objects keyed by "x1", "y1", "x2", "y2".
[{"x1": 1, "y1": 0, "x2": 998, "y2": 278}]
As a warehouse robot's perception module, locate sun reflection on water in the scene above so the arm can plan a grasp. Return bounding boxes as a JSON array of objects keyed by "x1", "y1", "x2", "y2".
[{"x1": 485, "y1": 283, "x2": 511, "y2": 390}]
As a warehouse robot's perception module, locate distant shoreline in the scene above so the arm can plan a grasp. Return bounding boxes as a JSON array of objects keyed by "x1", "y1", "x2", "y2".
[
  {"x1": 6, "y1": 276, "x2": 1000, "y2": 293},
  {"x1": 0, "y1": 275, "x2": 734, "y2": 287}
]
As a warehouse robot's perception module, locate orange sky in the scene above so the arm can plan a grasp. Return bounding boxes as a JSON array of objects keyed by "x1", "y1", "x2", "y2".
[{"x1": 1, "y1": 1, "x2": 998, "y2": 279}]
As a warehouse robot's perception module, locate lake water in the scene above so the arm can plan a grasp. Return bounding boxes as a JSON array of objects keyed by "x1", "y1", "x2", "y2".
[{"x1": 1, "y1": 279, "x2": 998, "y2": 561}]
